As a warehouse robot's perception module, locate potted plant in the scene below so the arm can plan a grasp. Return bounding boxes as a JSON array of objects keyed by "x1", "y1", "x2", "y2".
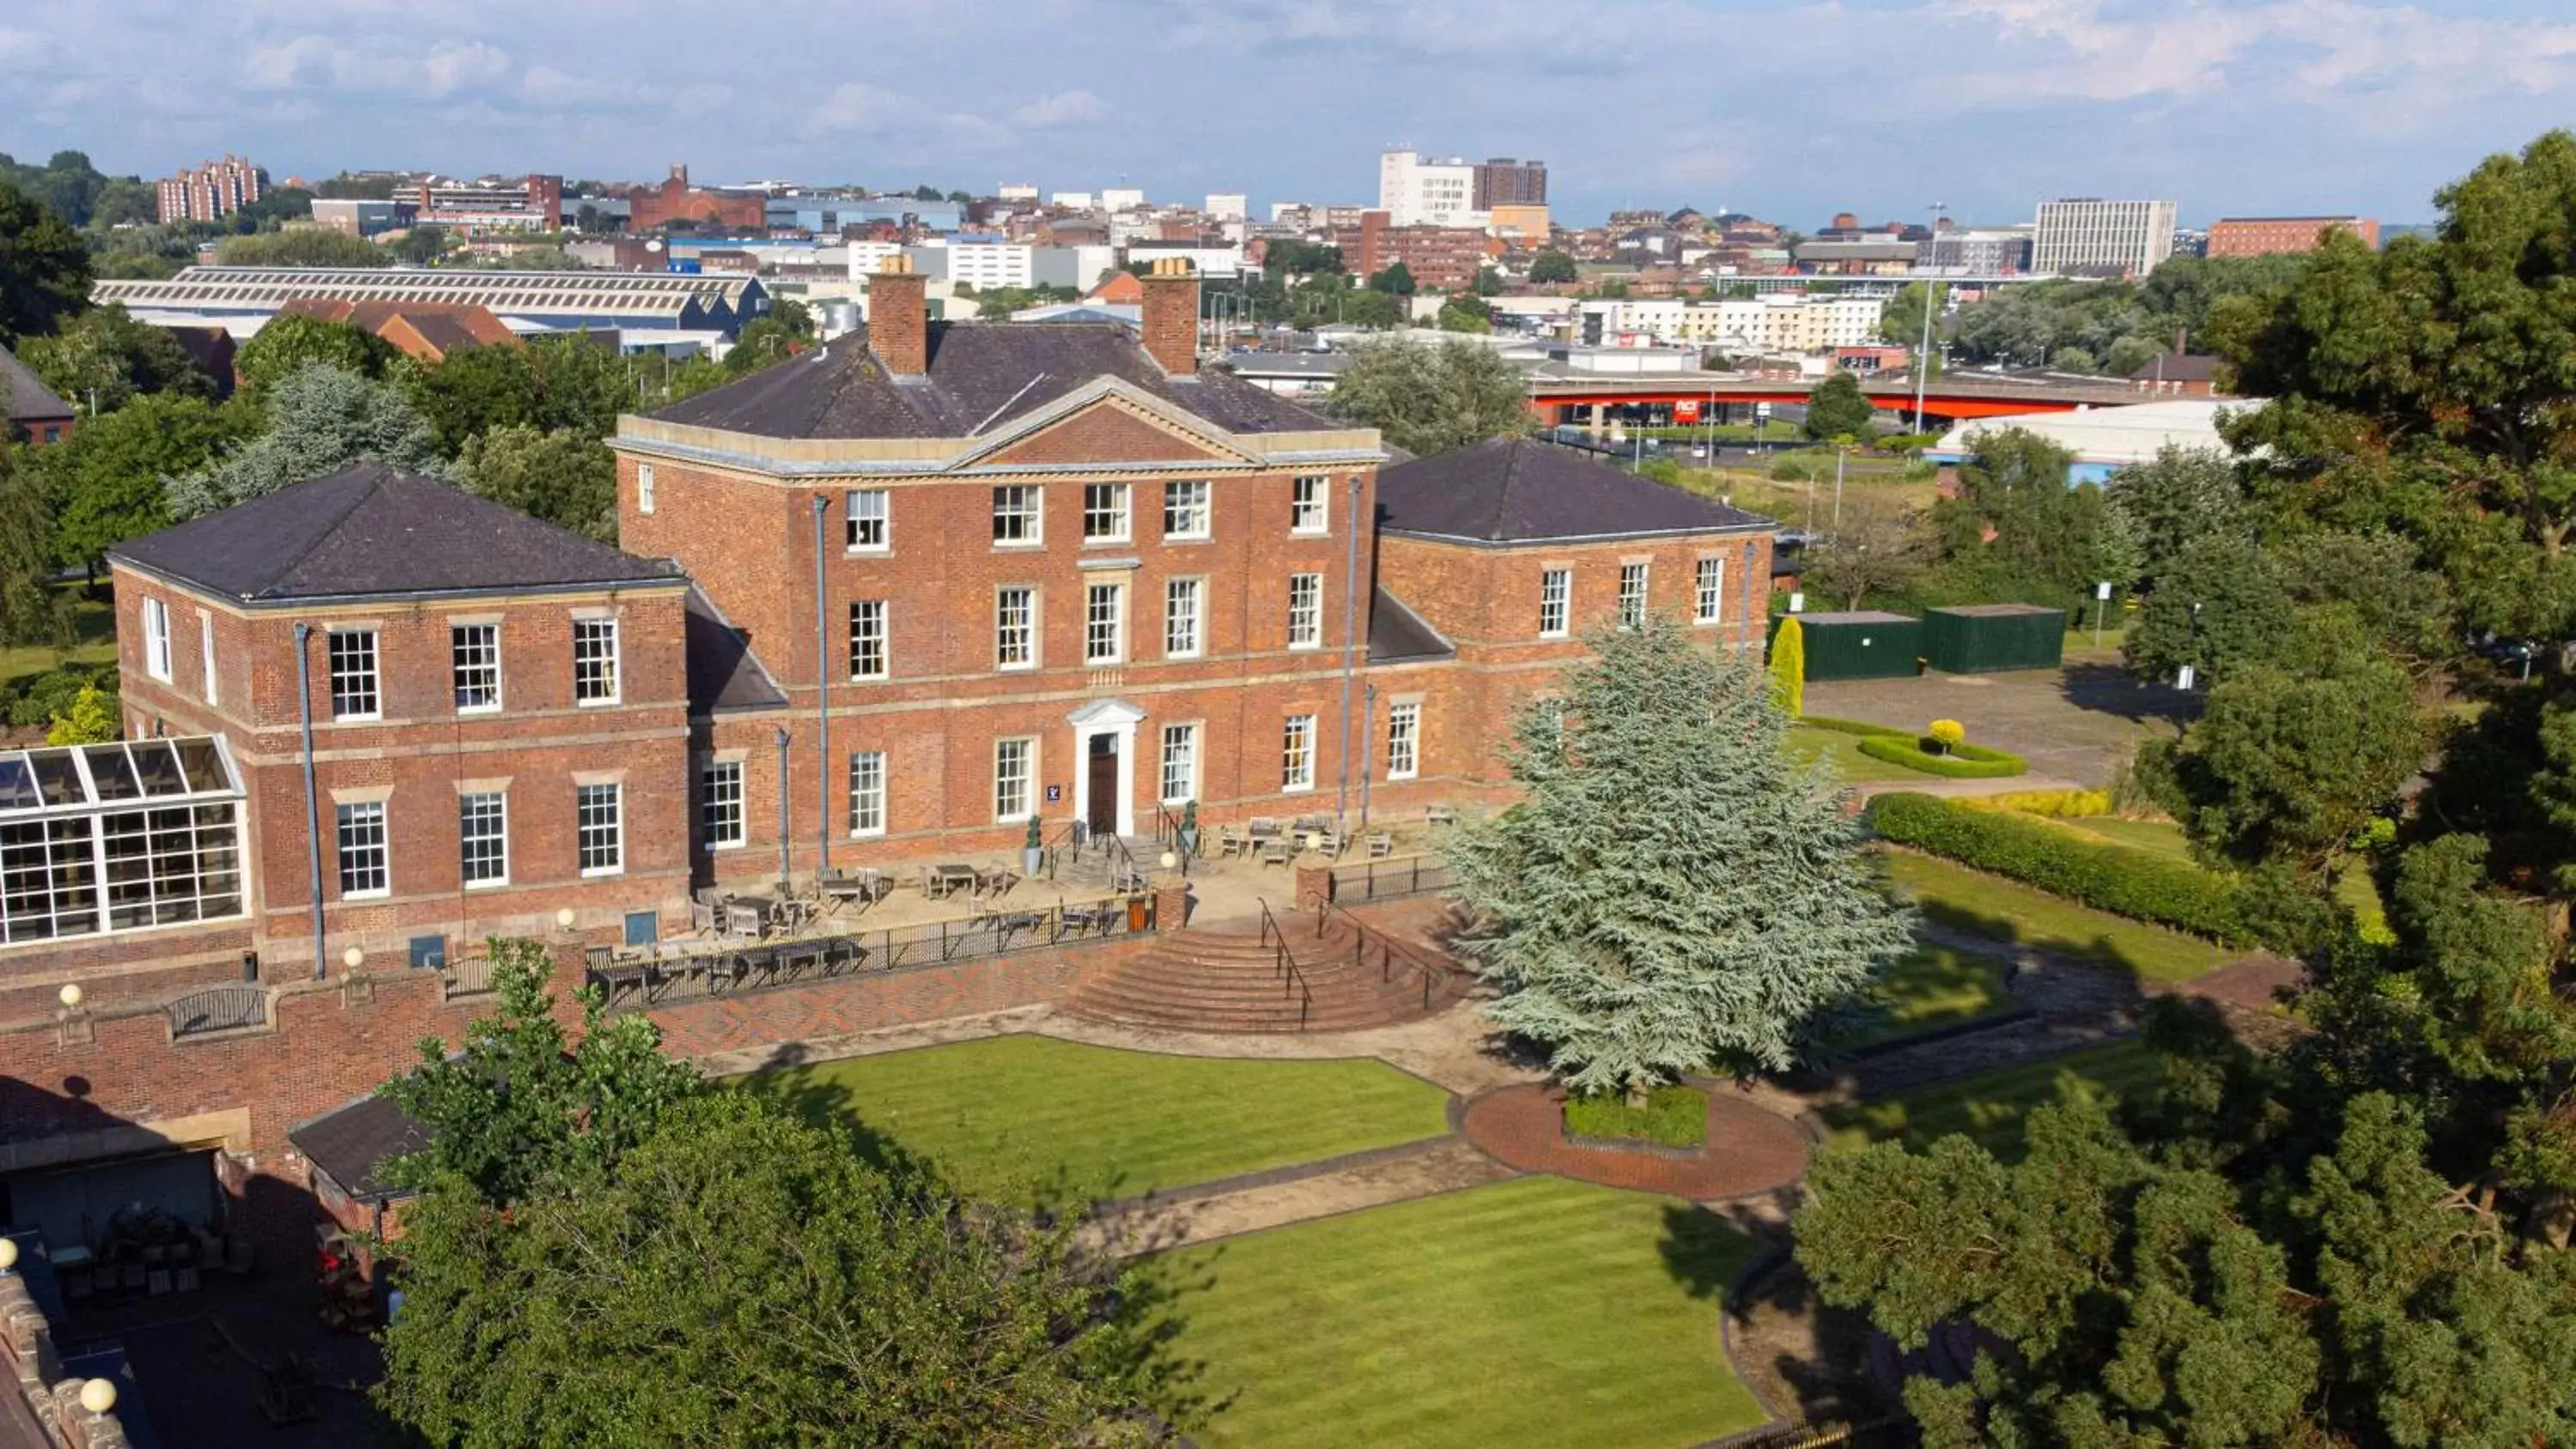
[
  {"x1": 1176, "y1": 800, "x2": 1200, "y2": 858},
  {"x1": 1022, "y1": 815, "x2": 1046, "y2": 877}
]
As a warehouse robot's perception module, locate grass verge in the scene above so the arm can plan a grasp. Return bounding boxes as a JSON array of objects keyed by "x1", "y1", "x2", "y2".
[
  {"x1": 1789, "y1": 724, "x2": 1932, "y2": 783},
  {"x1": 1831, "y1": 944, "x2": 2014, "y2": 1050},
  {"x1": 740, "y1": 1034, "x2": 1453, "y2": 1203},
  {"x1": 1564, "y1": 1085, "x2": 1707, "y2": 1148},
  {"x1": 1161, "y1": 1176, "x2": 1767, "y2": 1449},
  {"x1": 1819, "y1": 1040, "x2": 2165, "y2": 1159},
  {"x1": 1882, "y1": 850, "x2": 2238, "y2": 984}
]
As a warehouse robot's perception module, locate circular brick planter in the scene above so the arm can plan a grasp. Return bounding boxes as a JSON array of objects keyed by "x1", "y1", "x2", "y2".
[{"x1": 1461, "y1": 1082, "x2": 1808, "y2": 1199}]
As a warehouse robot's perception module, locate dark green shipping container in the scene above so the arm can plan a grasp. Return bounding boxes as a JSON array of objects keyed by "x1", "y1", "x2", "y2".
[
  {"x1": 1772, "y1": 610, "x2": 1923, "y2": 680},
  {"x1": 1923, "y1": 603, "x2": 2067, "y2": 674}
]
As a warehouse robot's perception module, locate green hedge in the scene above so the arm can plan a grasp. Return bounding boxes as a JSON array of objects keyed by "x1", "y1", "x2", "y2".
[
  {"x1": 1867, "y1": 792, "x2": 2254, "y2": 946},
  {"x1": 1798, "y1": 716, "x2": 1908, "y2": 739},
  {"x1": 1856, "y1": 736, "x2": 2027, "y2": 779}
]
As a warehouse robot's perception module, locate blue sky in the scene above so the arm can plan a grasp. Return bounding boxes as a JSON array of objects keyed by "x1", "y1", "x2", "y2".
[{"x1": 6, "y1": 0, "x2": 2576, "y2": 227}]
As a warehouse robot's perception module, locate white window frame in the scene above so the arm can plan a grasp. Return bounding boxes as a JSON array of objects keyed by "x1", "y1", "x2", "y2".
[
  {"x1": 141, "y1": 598, "x2": 172, "y2": 682},
  {"x1": 573, "y1": 618, "x2": 620, "y2": 706},
  {"x1": 1291, "y1": 474, "x2": 1329, "y2": 535},
  {"x1": 459, "y1": 791, "x2": 509, "y2": 888},
  {"x1": 1539, "y1": 568, "x2": 1571, "y2": 639},
  {"x1": 1619, "y1": 562, "x2": 1650, "y2": 629},
  {"x1": 848, "y1": 750, "x2": 886, "y2": 837},
  {"x1": 328, "y1": 628, "x2": 380, "y2": 721},
  {"x1": 992, "y1": 484, "x2": 1042, "y2": 546},
  {"x1": 1282, "y1": 714, "x2": 1316, "y2": 793},
  {"x1": 451, "y1": 622, "x2": 502, "y2": 713},
  {"x1": 993, "y1": 737, "x2": 1036, "y2": 823},
  {"x1": 198, "y1": 612, "x2": 217, "y2": 705},
  {"x1": 1286, "y1": 573, "x2": 1323, "y2": 651},
  {"x1": 636, "y1": 462, "x2": 655, "y2": 516},
  {"x1": 1159, "y1": 722, "x2": 1199, "y2": 806},
  {"x1": 575, "y1": 782, "x2": 624, "y2": 876},
  {"x1": 1163, "y1": 576, "x2": 1203, "y2": 659},
  {"x1": 995, "y1": 586, "x2": 1036, "y2": 670},
  {"x1": 1082, "y1": 482, "x2": 1131, "y2": 543},
  {"x1": 848, "y1": 599, "x2": 889, "y2": 681},
  {"x1": 845, "y1": 488, "x2": 890, "y2": 553},
  {"x1": 336, "y1": 800, "x2": 389, "y2": 899},
  {"x1": 1387, "y1": 700, "x2": 1421, "y2": 780},
  {"x1": 700, "y1": 759, "x2": 745, "y2": 851},
  {"x1": 1084, "y1": 581, "x2": 1124, "y2": 664},
  {"x1": 1694, "y1": 556, "x2": 1724, "y2": 626},
  {"x1": 1163, "y1": 479, "x2": 1211, "y2": 540}
]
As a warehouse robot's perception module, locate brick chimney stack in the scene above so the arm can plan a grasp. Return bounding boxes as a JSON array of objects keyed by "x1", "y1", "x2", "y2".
[
  {"x1": 869, "y1": 254, "x2": 928, "y2": 376},
  {"x1": 1139, "y1": 257, "x2": 1200, "y2": 375}
]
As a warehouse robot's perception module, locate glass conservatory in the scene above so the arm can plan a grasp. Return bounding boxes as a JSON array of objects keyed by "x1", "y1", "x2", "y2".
[{"x1": 0, "y1": 737, "x2": 246, "y2": 944}]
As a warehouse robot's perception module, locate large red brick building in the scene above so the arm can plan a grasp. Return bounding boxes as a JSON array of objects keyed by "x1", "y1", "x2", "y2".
[
  {"x1": 12, "y1": 260, "x2": 1771, "y2": 1016},
  {"x1": 2204, "y1": 215, "x2": 2379, "y2": 257}
]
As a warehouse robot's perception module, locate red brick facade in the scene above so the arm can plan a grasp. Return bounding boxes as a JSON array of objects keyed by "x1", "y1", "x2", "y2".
[{"x1": 98, "y1": 565, "x2": 696, "y2": 992}]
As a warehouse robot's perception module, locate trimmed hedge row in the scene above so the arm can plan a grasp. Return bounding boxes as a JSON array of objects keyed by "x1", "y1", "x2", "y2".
[
  {"x1": 1856, "y1": 736, "x2": 2027, "y2": 779},
  {"x1": 1866, "y1": 791, "x2": 2255, "y2": 946},
  {"x1": 1800, "y1": 715, "x2": 1905, "y2": 739},
  {"x1": 1965, "y1": 789, "x2": 2114, "y2": 818}
]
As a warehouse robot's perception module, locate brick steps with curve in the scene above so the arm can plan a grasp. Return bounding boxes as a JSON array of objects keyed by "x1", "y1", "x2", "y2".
[{"x1": 1064, "y1": 913, "x2": 1460, "y2": 1034}]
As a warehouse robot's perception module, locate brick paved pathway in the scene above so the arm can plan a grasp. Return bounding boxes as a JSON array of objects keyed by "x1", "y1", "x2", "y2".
[{"x1": 1460, "y1": 1082, "x2": 1811, "y2": 1199}]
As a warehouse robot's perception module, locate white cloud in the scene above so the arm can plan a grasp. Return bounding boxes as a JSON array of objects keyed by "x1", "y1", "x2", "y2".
[
  {"x1": 1010, "y1": 88, "x2": 1105, "y2": 128},
  {"x1": 243, "y1": 34, "x2": 510, "y2": 98},
  {"x1": 805, "y1": 80, "x2": 912, "y2": 135}
]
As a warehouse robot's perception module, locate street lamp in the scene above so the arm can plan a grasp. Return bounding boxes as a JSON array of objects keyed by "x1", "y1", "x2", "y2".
[{"x1": 1913, "y1": 202, "x2": 1947, "y2": 430}]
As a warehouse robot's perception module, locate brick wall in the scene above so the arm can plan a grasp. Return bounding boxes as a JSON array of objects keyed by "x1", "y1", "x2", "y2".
[{"x1": 106, "y1": 567, "x2": 696, "y2": 972}]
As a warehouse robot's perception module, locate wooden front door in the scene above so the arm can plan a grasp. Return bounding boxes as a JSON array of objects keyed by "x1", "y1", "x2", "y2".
[{"x1": 1086, "y1": 735, "x2": 1120, "y2": 836}]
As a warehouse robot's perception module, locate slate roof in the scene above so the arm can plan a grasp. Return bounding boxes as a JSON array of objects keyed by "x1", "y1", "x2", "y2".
[
  {"x1": 288, "y1": 1092, "x2": 427, "y2": 1203},
  {"x1": 1375, "y1": 437, "x2": 1775, "y2": 545},
  {"x1": 1367, "y1": 586, "x2": 1455, "y2": 664},
  {"x1": 0, "y1": 343, "x2": 74, "y2": 428},
  {"x1": 685, "y1": 585, "x2": 788, "y2": 714},
  {"x1": 647, "y1": 323, "x2": 1337, "y2": 440},
  {"x1": 112, "y1": 464, "x2": 683, "y2": 603}
]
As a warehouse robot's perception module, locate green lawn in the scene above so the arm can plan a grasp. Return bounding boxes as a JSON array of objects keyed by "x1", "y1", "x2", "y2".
[
  {"x1": 743, "y1": 1034, "x2": 1452, "y2": 1203},
  {"x1": 1820, "y1": 1040, "x2": 2165, "y2": 1159},
  {"x1": 1163, "y1": 1176, "x2": 1768, "y2": 1449},
  {"x1": 1883, "y1": 851, "x2": 2238, "y2": 984},
  {"x1": 1832, "y1": 944, "x2": 2013, "y2": 1049},
  {"x1": 1789, "y1": 724, "x2": 1929, "y2": 783},
  {"x1": 0, "y1": 591, "x2": 114, "y2": 689}
]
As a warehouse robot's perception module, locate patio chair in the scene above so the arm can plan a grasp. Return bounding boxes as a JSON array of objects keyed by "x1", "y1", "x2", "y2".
[
  {"x1": 1248, "y1": 815, "x2": 1282, "y2": 840},
  {"x1": 1260, "y1": 839, "x2": 1293, "y2": 869},
  {"x1": 1217, "y1": 826, "x2": 1247, "y2": 859},
  {"x1": 1426, "y1": 804, "x2": 1458, "y2": 828},
  {"x1": 1315, "y1": 831, "x2": 1344, "y2": 858},
  {"x1": 1367, "y1": 832, "x2": 1394, "y2": 858}
]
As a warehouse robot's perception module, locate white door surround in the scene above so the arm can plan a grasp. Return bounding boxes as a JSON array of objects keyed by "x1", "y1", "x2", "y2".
[{"x1": 1065, "y1": 698, "x2": 1145, "y2": 838}]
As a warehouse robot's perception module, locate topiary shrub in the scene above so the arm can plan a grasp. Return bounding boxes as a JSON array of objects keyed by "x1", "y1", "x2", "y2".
[
  {"x1": 1926, "y1": 718, "x2": 1967, "y2": 754},
  {"x1": 1855, "y1": 736, "x2": 2027, "y2": 779},
  {"x1": 1866, "y1": 791, "x2": 2255, "y2": 945},
  {"x1": 1964, "y1": 789, "x2": 2116, "y2": 818}
]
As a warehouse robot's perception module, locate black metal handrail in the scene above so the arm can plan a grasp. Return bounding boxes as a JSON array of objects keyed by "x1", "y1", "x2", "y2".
[
  {"x1": 168, "y1": 983, "x2": 270, "y2": 1039},
  {"x1": 1040, "y1": 820, "x2": 1084, "y2": 880},
  {"x1": 1321, "y1": 899, "x2": 1459, "y2": 1012},
  {"x1": 1154, "y1": 803, "x2": 1199, "y2": 877},
  {"x1": 1255, "y1": 898, "x2": 1314, "y2": 1030},
  {"x1": 1098, "y1": 832, "x2": 1141, "y2": 890}
]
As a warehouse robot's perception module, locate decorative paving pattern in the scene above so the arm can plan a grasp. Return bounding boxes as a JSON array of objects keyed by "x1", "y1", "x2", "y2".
[{"x1": 1460, "y1": 1082, "x2": 1810, "y2": 1200}]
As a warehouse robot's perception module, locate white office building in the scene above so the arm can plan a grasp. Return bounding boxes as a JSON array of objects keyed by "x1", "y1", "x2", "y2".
[
  {"x1": 1050, "y1": 191, "x2": 1096, "y2": 209},
  {"x1": 1378, "y1": 149, "x2": 1479, "y2": 228},
  {"x1": 1205, "y1": 193, "x2": 1248, "y2": 222},
  {"x1": 997, "y1": 182, "x2": 1039, "y2": 203},
  {"x1": 2032, "y1": 198, "x2": 2178, "y2": 278},
  {"x1": 845, "y1": 240, "x2": 908, "y2": 280},
  {"x1": 908, "y1": 238, "x2": 1036, "y2": 289},
  {"x1": 1100, "y1": 187, "x2": 1145, "y2": 213}
]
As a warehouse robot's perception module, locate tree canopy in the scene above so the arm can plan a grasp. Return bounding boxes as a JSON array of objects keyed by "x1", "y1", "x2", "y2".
[
  {"x1": 1802, "y1": 370, "x2": 1876, "y2": 440},
  {"x1": 1325, "y1": 335, "x2": 1530, "y2": 456},
  {"x1": 213, "y1": 227, "x2": 388, "y2": 268},
  {"x1": 167, "y1": 362, "x2": 445, "y2": 518},
  {"x1": 234, "y1": 312, "x2": 398, "y2": 392},
  {"x1": 373, "y1": 946, "x2": 1178, "y2": 1446},
  {"x1": 16, "y1": 303, "x2": 217, "y2": 413},
  {"x1": 33, "y1": 393, "x2": 258, "y2": 569},
  {"x1": 0, "y1": 181, "x2": 91, "y2": 344},
  {"x1": 1527, "y1": 251, "x2": 1578, "y2": 284},
  {"x1": 1447, "y1": 617, "x2": 1911, "y2": 1091},
  {"x1": 1797, "y1": 129, "x2": 2576, "y2": 1449},
  {"x1": 459, "y1": 425, "x2": 617, "y2": 542}
]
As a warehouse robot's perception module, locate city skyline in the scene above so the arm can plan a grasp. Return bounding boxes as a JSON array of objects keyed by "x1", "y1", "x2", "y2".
[{"x1": 7, "y1": 0, "x2": 2576, "y2": 226}]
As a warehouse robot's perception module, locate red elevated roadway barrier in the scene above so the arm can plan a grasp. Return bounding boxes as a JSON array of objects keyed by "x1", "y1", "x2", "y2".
[{"x1": 1526, "y1": 373, "x2": 2176, "y2": 425}]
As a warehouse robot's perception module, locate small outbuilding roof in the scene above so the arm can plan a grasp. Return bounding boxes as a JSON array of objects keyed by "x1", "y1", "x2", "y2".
[
  {"x1": 288, "y1": 1092, "x2": 428, "y2": 1204},
  {"x1": 1375, "y1": 436, "x2": 1774, "y2": 546},
  {"x1": 112, "y1": 463, "x2": 683, "y2": 604},
  {"x1": 0, "y1": 343, "x2": 75, "y2": 429}
]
